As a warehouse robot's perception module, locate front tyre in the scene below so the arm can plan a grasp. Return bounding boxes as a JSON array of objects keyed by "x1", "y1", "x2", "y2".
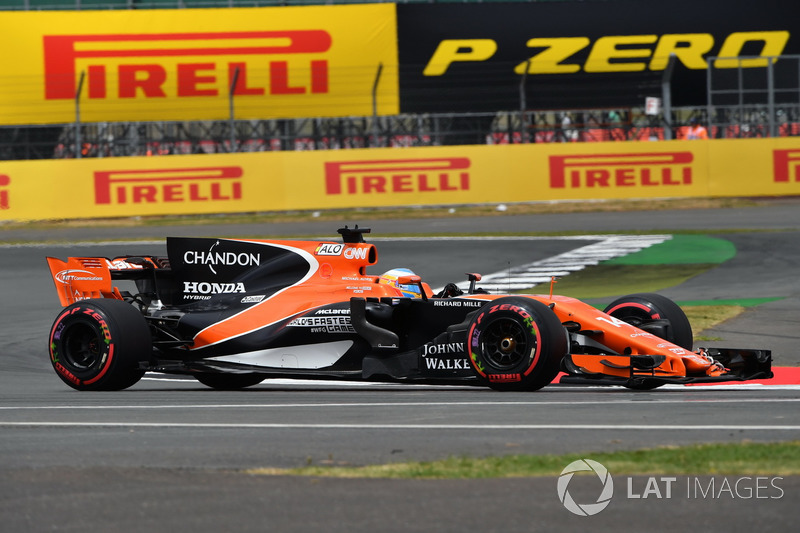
[
  {"x1": 603, "y1": 293, "x2": 693, "y2": 349},
  {"x1": 49, "y1": 299, "x2": 152, "y2": 391},
  {"x1": 467, "y1": 297, "x2": 567, "y2": 391},
  {"x1": 603, "y1": 293, "x2": 693, "y2": 391}
]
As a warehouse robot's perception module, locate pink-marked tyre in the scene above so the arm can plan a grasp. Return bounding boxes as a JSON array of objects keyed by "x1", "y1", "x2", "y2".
[
  {"x1": 49, "y1": 299, "x2": 151, "y2": 391},
  {"x1": 603, "y1": 293, "x2": 693, "y2": 349},
  {"x1": 467, "y1": 297, "x2": 567, "y2": 391}
]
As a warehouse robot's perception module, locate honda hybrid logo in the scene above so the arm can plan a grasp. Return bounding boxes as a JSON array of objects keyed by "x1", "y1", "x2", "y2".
[
  {"x1": 549, "y1": 152, "x2": 693, "y2": 189},
  {"x1": 325, "y1": 158, "x2": 470, "y2": 195},
  {"x1": 43, "y1": 30, "x2": 331, "y2": 100},
  {"x1": 94, "y1": 166, "x2": 243, "y2": 205}
]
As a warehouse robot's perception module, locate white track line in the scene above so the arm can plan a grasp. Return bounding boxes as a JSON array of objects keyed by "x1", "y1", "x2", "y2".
[
  {"x1": 2, "y1": 398, "x2": 799, "y2": 411},
  {"x1": 454, "y1": 234, "x2": 671, "y2": 292},
  {"x1": 1, "y1": 422, "x2": 798, "y2": 430}
]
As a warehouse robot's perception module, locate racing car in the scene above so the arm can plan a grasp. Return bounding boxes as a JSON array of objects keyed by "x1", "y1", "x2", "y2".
[{"x1": 45, "y1": 226, "x2": 772, "y2": 392}]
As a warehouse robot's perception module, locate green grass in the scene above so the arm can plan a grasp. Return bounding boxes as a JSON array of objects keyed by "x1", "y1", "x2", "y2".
[
  {"x1": 247, "y1": 441, "x2": 800, "y2": 479},
  {"x1": 684, "y1": 305, "x2": 744, "y2": 340},
  {"x1": 546, "y1": 264, "x2": 716, "y2": 299}
]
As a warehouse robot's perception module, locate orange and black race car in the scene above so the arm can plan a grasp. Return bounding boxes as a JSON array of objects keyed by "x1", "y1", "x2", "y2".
[{"x1": 45, "y1": 226, "x2": 772, "y2": 392}]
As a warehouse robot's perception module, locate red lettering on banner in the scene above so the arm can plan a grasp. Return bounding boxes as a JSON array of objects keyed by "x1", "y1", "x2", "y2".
[
  {"x1": 177, "y1": 63, "x2": 217, "y2": 97},
  {"x1": 549, "y1": 152, "x2": 693, "y2": 189},
  {"x1": 229, "y1": 62, "x2": 264, "y2": 96},
  {"x1": 43, "y1": 30, "x2": 332, "y2": 100},
  {"x1": 270, "y1": 61, "x2": 304, "y2": 94},
  {"x1": 774, "y1": 149, "x2": 800, "y2": 182},
  {"x1": 324, "y1": 158, "x2": 471, "y2": 195},
  {"x1": 0, "y1": 174, "x2": 9, "y2": 210},
  {"x1": 119, "y1": 64, "x2": 167, "y2": 98},
  {"x1": 87, "y1": 65, "x2": 106, "y2": 98},
  {"x1": 94, "y1": 167, "x2": 243, "y2": 205}
]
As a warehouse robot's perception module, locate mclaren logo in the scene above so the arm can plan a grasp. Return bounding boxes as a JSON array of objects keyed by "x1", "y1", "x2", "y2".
[{"x1": 549, "y1": 152, "x2": 693, "y2": 189}]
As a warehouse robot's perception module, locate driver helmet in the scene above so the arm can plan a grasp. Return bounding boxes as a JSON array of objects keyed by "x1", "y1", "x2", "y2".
[{"x1": 378, "y1": 267, "x2": 422, "y2": 298}]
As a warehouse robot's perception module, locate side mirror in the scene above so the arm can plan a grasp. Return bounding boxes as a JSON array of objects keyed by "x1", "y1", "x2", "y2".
[
  {"x1": 466, "y1": 273, "x2": 482, "y2": 294},
  {"x1": 396, "y1": 274, "x2": 426, "y2": 301},
  {"x1": 396, "y1": 274, "x2": 421, "y2": 285}
]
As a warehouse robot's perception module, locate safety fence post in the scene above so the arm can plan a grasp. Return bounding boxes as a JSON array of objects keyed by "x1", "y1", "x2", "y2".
[
  {"x1": 74, "y1": 71, "x2": 85, "y2": 159},
  {"x1": 229, "y1": 65, "x2": 240, "y2": 152},
  {"x1": 371, "y1": 63, "x2": 383, "y2": 147}
]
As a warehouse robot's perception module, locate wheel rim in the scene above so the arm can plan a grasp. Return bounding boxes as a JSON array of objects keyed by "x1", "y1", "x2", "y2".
[
  {"x1": 62, "y1": 323, "x2": 104, "y2": 371},
  {"x1": 481, "y1": 317, "x2": 529, "y2": 370}
]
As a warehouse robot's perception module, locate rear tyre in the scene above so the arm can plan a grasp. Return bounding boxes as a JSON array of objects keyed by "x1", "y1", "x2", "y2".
[
  {"x1": 467, "y1": 297, "x2": 567, "y2": 391},
  {"x1": 603, "y1": 293, "x2": 693, "y2": 391},
  {"x1": 49, "y1": 299, "x2": 151, "y2": 391},
  {"x1": 194, "y1": 373, "x2": 265, "y2": 390}
]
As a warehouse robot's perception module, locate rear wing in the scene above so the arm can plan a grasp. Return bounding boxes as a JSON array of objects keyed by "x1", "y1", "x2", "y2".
[
  {"x1": 46, "y1": 257, "x2": 123, "y2": 306},
  {"x1": 46, "y1": 256, "x2": 166, "y2": 307}
]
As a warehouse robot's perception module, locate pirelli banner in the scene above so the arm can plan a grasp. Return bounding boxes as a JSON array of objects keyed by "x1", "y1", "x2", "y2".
[
  {"x1": 0, "y1": 5, "x2": 398, "y2": 125},
  {"x1": 2, "y1": 138, "x2": 800, "y2": 221},
  {"x1": 397, "y1": 0, "x2": 796, "y2": 112}
]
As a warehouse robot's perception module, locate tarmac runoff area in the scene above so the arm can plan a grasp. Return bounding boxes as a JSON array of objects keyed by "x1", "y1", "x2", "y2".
[{"x1": 1, "y1": 203, "x2": 799, "y2": 532}]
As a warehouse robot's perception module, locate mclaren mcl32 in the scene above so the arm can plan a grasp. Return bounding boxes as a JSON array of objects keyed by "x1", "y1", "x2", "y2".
[{"x1": 46, "y1": 226, "x2": 771, "y2": 392}]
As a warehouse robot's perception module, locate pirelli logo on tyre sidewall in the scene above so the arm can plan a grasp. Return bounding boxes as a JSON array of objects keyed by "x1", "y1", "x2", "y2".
[
  {"x1": 324, "y1": 158, "x2": 471, "y2": 195},
  {"x1": 549, "y1": 152, "x2": 693, "y2": 190},
  {"x1": 94, "y1": 166, "x2": 243, "y2": 205}
]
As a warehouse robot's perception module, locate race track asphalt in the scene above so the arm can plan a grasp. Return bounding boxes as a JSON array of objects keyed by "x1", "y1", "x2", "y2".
[{"x1": 1, "y1": 201, "x2": 798, "y2": 532}]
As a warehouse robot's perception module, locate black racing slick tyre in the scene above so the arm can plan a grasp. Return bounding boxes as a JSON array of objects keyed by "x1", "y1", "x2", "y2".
[
  {"x1": 48, "y1": 299, "x2": 152, "y2": 391},
  {"x1": 467, "y1": 297, "x2": 567, "y2": 391},
  {"x1": 603, "y1": 293, "x2": 693, "y2": 349},
  {"x1": 603, "y1": 293, "x2": 693, "y2": 391},
  {"x1": 194, "y1": 373, "x2": 265, "y2": 390}
]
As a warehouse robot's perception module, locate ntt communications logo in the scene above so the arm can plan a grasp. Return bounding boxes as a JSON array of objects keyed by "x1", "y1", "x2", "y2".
[{"x1": 557, "y1": 459, "x2": 614, "y2": 516}]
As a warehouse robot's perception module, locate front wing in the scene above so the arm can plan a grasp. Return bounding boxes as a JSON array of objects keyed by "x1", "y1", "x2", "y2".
[{"x1": 561, "y1": 347, "x2": 773, "y2": 387}]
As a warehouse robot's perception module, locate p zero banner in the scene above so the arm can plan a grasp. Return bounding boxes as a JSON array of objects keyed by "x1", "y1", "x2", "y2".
[
  {"x1": 0, "y1": 5, "x2": 398, "y2": 125},
  {"x1": 2, "y1": 137, "x2": 799, "y2": 222},
  {"x1": 396, "y1": 0, "x2": 796, "y2": 112}
]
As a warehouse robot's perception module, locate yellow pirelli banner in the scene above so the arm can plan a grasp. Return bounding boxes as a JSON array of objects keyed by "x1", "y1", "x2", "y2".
[
  {"x1": 1, "y1": 137, "x2": 800, "y2": 222},
  {"x1": 0, "y1": 5, "x2": 398, "y2": 125}
]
